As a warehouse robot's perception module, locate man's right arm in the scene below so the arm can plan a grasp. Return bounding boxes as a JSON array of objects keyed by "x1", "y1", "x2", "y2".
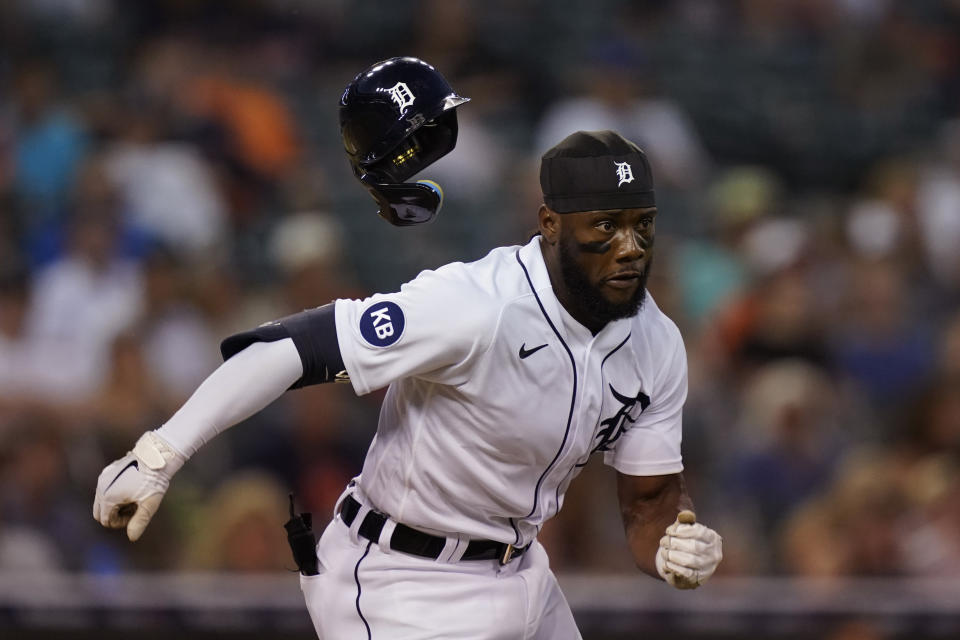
[
  {"x1": 156, "y1": 337, "x2": 303, "y2": 457},
  {"x1": 93, "y1": 303, "x2": 344, "y2": 541}
]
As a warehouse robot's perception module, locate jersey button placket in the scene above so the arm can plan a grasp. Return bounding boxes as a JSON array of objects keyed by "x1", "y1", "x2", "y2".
[
  {"x1": 579, "y1": 341, "x2": 605, "y2": 459},
  {"x1": 559, "y1": 342, "x2": 603, "y2": 507}
]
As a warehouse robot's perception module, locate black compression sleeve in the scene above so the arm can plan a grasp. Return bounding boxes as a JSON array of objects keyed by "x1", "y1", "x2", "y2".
[{"x1": 219, "y1": 303, "x2": 345, "y2": 388}]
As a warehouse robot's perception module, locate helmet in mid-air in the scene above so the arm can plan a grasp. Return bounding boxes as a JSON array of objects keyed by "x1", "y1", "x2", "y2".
[{"x1": 340, "y1": 56, "x2": 469, "y2": 226}]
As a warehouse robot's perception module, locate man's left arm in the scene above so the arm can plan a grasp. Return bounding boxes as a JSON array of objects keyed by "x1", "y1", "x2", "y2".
[{"x1": 617, "y1": 472, "x2": 722, "y2": 589}]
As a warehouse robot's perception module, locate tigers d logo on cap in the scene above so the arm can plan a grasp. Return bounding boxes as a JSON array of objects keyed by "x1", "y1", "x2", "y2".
[
  {"x1": 615, "y1": 161, "x2": 634, "y2": 187},
  {"x1": 540, "y1": 130, "x2": 655, "y2": 213}
]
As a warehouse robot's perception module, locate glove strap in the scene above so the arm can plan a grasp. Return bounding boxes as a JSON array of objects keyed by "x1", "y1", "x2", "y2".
[{"x1": 133, "y1": 431, "x2": 186, "y2": 474}]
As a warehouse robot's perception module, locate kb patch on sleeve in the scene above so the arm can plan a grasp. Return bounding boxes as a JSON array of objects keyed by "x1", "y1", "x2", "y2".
[{"x1": 359, "y1": 301, "x2": 405, "y2": 347}]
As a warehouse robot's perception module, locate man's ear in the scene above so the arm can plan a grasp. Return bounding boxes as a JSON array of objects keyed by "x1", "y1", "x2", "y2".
[{"x1": 538, "y1": 204, "x2": 560, "y2": 244}]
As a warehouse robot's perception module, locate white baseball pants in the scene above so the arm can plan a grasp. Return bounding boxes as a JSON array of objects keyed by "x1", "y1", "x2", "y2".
[{"x1": 299, "y1": 516, "x2": 582, "y2": 639}]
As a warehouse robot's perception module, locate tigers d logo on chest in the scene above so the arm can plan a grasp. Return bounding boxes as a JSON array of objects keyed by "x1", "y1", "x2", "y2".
[{"x1": 592, "y1": 384, "x2": 650, "y2": 454}]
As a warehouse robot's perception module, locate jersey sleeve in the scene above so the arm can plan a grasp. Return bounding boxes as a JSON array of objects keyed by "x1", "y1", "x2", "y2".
[
  {"x1": 604, "y1": 322, "x2": 687, "y2": 476},
  {"x1": 334, "y1": 264, "x2": 497, "y2": 395}
]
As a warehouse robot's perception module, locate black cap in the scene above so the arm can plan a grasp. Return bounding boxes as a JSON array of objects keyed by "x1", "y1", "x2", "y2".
[{"x1": 540, "y1": 130, "x2": 655, "y2": 213}]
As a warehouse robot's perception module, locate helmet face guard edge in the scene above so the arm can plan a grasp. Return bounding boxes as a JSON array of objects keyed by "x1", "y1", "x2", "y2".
[{"x1": 359, "y1": 175, "x2": 444, "y2": 226}]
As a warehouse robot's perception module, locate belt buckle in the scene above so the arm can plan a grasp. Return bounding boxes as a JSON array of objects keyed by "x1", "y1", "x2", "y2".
[{"x1": 499, "y1": 544, "x2": 515, "y2": 566}]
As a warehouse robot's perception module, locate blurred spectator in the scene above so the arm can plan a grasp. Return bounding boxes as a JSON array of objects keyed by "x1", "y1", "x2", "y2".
[
  {"x1": 730, "y1": 266, "x2": 831, "y2": 371},
  {"x1": 779, "y1": 448, "x2": 908, "y2": 576},
  {"x1": 423, "y1": 107, "x2": 513, "y2": 232},
  {"x1": 831, "y1": 257, "x2": 936, "y2": 414},
  {"x1": 915, "y1": 119, "x2": 960, "y2": 291},
  {"x1": 844, "y1": 198, "x2": 903, "y2": 260},
  {"x1": 0, "y1": 417, "x2": 99, "y2": 572},
  {"x1": 898, "y1": 453, "x2": 960, "y2": 578},
  {"x1": 84, "y1": 331, "x2": 169, "y2": 442},
  {"x1": 675, "y1": 166, "x2": 780, "y2": 328},
  {"x1": 844, "y1": 159, "x2": 928, "y2": 276},
  {"x1": 190, "y1": 260, "x2": 271, "y2": 342},
  {"x1": 740, "y1": 215, "x2": 811, "y2": 278},
  {"x1": 137, "y1": 246, "x2": 220, "y2": 401},
  {"x1": 24, "y1": 190, "x2": 143, "y2": 400},
  {"x1": 174, "y1": 42, "x2": 300, "y2": 212},
  {"x1": 268, "y1": 211, "x2": 359, "y2": 313},
  {"x1": 534, "y1": 41, "x2": 710, "y2": 190},
  {"x1": 102, "y1": 100, "x2": 229, "y2": 258},
  {"x1": 725, "y1": 360, "x2": 843, "y2": 538},
  {"x1": 186, "y1": 67, "x2": 300, "y2": 183},
  {"x1": 8, "y1": 58, "x2": 89, "y2": 231}
]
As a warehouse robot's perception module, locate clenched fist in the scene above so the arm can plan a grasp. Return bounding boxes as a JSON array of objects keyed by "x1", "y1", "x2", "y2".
[
  {"x1": 655, "y1": 510, "x2": 722, "y2": 589},
  {"x1": 93, "y1": 431, "x2": 186, "y2": 541}
]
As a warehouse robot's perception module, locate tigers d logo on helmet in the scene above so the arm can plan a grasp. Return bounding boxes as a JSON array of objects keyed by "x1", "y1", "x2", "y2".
[{"x1": 383, "y1": 81, "x2": 416, "y2": 114}]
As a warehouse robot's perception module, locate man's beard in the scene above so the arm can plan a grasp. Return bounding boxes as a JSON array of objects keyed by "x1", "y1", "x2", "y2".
[{"x1": 558, "y1": 237, "x2": 651, "y2": 326}]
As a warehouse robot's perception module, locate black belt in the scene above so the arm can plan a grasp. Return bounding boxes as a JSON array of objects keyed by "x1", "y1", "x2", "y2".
[{"x1": 340, "y1": 495, "x2": 527, "y2": 564}]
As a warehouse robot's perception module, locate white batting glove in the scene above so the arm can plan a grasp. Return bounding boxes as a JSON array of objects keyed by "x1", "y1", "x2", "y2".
[
  {"x1": 93, "y1": 431, "x2": 186, "y2": 541},
  {"x1": 655, "y1": 510, "x2": 722, "y2": 590}
]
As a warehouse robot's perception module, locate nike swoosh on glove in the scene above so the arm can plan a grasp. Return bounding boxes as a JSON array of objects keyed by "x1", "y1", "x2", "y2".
[
  {"x1": 93, "y1": 431, "x2": 186, "y2": 541},
  {"x1": 655, "y1": 514, "x2": 723, "y2": 590}
]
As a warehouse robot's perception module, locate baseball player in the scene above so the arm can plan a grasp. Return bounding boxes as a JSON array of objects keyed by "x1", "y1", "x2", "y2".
[{"x1": 94, "y1": 58, "x2": 722, "y2": 639}]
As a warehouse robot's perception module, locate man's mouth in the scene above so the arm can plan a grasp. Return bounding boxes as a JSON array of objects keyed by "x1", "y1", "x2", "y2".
[{"x1": 603, "y1": 270, "x2": 642, "y2": 289}]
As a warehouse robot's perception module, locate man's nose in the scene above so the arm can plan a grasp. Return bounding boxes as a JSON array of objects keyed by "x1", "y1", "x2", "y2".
[{"x1": 614, "y1": 230, "x2": 645, "y2": 262}]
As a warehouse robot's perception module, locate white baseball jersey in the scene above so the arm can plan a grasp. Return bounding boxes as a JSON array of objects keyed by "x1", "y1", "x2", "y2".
[{"x1": 334, "y1": 235, "x2": 687, "y2": 547}]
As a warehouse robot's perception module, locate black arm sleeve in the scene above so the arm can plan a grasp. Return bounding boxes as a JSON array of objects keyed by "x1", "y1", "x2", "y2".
[{"x1": 219, "y1": 303, "x2": 345, "y2": 388}]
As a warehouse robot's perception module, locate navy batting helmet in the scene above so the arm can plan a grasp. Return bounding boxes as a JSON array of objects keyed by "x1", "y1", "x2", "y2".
[{"x1": 340, "y1": 57, "x2": 469, "y2": 226}]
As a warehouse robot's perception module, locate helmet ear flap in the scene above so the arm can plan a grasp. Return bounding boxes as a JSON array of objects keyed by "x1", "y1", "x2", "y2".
[{"x1": 360, "y1": 175, "x2": 444, "y2": 226}]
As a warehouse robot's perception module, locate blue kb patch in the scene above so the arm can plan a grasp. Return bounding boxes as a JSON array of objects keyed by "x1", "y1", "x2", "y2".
[{"x1": 359, "y1": 301, "x2": 405, "y2": 347}]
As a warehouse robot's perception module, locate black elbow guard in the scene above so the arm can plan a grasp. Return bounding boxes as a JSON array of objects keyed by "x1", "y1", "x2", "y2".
[{"x1": 220, "y1": 303, "x2": 346, "y2": 388}]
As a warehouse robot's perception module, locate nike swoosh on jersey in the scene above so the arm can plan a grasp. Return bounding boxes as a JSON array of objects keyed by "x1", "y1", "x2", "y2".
[
  {"x1": 519, "y1": 343, "x2": 549, "y2": 359},
  {"x1": 105, "y1": 460, "x2": 139, "y2": 492}
]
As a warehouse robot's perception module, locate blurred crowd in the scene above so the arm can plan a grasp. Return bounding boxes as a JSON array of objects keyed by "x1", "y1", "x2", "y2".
[{"x1": 1, "y1": 0, "x2": 959, "y2": 582}]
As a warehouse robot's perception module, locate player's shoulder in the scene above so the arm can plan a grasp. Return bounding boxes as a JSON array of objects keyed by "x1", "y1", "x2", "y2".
[
  {"x1": 630, "y1": 293, "x2": 685, "y2": 352},
  {"x1": 408, "y1": 243, "x2": 528, "y2": 300}
]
